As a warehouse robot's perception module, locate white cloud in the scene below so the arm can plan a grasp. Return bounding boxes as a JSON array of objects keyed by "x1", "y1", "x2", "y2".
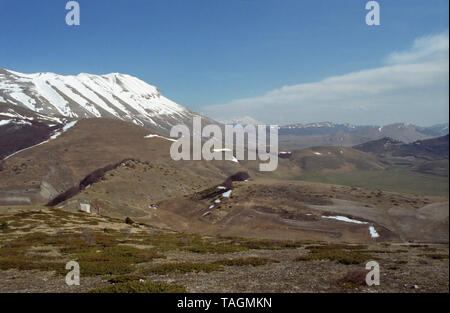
[
  {"x1": 203, "y1": 31, "x2": 449, "y2": 126},
  {"x1": 385, "y1": 31, "x2": 449, "y2": 65}
]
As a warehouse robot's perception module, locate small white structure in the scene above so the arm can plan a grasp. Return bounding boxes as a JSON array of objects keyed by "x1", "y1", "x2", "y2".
[{"x1": 79, "y1": 201, "x2": 91, "y2": 214}]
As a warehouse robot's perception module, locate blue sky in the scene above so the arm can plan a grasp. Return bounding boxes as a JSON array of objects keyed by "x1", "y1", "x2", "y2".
[{"x1": 0, "y1": 0, "x2": 448, "y2": 125}]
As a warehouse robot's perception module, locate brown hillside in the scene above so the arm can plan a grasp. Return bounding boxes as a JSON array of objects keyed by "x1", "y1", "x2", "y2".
[
  {"x1": 0, "y1": 118, "x2": 243, "y2": 205},
  {"x1": 288, "y1": 146, "x2": 386, "y2": 173}
]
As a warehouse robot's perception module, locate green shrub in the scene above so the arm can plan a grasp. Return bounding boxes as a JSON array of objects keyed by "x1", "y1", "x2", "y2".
[
  {"x1": 79, "y1": 260, "x2": 135, "y2": 276},
  {"x1": 77, "y1": 245, "x2": 164, "y2": 263},
  {"x1": 107, "y1": 274, "x2": 146, "y2": 284},
  {"x1": 185, "y1": 243, "x2": 248, "y2": 254}
]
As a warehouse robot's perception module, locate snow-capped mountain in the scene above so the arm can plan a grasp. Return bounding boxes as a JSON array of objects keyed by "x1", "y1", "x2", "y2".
[{"x1": 0, "y1": 68, "x2": 208, "y2": 134}]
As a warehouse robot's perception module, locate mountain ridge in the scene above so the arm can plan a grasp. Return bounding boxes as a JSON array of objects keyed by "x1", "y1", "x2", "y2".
[
  {"x1": 0, "y1": 68, "x2": 217, "y2": 134},
  {"x1": 279, "y1": 121, "x2": 448, "y2": 139},
  {"x1": 354, "y1": 135, "x2": 449, "y2": 161}
]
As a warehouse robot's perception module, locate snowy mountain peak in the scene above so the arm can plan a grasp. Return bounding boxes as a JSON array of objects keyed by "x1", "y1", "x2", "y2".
[{"x1": 0, "y1": 68, "x2": 193, "y2": 133}]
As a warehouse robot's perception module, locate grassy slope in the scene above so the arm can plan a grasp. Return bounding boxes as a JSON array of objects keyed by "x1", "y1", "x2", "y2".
[{"x1": 297, "y1": 168, "x2": 449, "y2": 197}]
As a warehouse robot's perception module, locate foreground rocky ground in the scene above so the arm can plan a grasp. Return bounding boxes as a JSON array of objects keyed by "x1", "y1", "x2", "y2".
[{"x1": 0, "y1": 207, "x2": 448, "y2": 293}]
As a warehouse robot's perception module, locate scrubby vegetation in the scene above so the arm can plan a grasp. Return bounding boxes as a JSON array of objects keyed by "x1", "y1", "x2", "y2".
[
  {"x1": 1, "y1": 207, "x2": 447, "y2": 293},
  {"x1": 75, "y1": 245, "x2": 164, "y2": 276},
  {"x1": 0, "y1": 209, "x2": 312, "y2": 280},
  {"x1": 143, "y1": 262, "x2": 223, "y2": 275},
  {"x1": 0, "y1": 210, "x2": 164, "y2": 276},
  {"x1": 107, "y1": 274, "x2": 146, "y2": 284},
  {"x1": 337, "y1": 270, "x2": 368, "y2": 289},
  {"x1": 89, "y1": 281, "x2": 187, "y2": 293},
  {"x1": 142, "y1": 257, "x2": 278, "y2": 276},
  {"x1": 420, "y1": 253, "x2": 449, "y2": 260},
  {"x1": 124, "y1": 232, "x2": 305, "y2": 254},
  {"x1": 213, "y1": 257, "x2": 278, "y2": 267},
  {"x1": 295, "y1": 244, "x2": 373, "y2": 264}
]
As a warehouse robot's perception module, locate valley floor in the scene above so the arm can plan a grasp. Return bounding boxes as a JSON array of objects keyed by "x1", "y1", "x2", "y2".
[{"x1": 296, "y1": 167, "x2": 449, "y2": 197}]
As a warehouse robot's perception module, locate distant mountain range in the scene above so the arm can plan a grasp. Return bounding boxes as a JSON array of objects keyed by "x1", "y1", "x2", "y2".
[
  {"x1": 278, "y1": 122, "x2": 448, "y2": 149},
  {"x1": 279, "y1": 122, "x2": 448, "y2": 139}
]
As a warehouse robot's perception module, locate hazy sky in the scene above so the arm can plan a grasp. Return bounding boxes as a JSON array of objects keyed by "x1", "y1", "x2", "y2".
[{"x1": 0, "y1": 0, "x2": 448, "y2": 125}]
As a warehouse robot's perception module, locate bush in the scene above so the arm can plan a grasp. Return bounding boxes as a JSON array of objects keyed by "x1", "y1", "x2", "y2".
[{"x1": 337, "y1": 270, "x2": 367, "y2": 289}]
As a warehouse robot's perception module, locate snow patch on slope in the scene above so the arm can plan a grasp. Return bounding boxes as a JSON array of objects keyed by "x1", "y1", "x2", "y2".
[
  {"x1": 369, "y1": 226, "x2": 380, "y2": 238},
  {"x1": 144, "y1": 134, "x2": 177, "y2": 142},
  {"x1": 321, "y1": 215, "x2": 381, "y2": 239},
  {"x1": 51, "y1": 121, "x2": 78, "y2": 139},
  {"x1": 321, "y1": 215, "x2": 368, "y2": 224},
  {"x1": 222, "y1": 190, "x2": 232, "y2": 198}
]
